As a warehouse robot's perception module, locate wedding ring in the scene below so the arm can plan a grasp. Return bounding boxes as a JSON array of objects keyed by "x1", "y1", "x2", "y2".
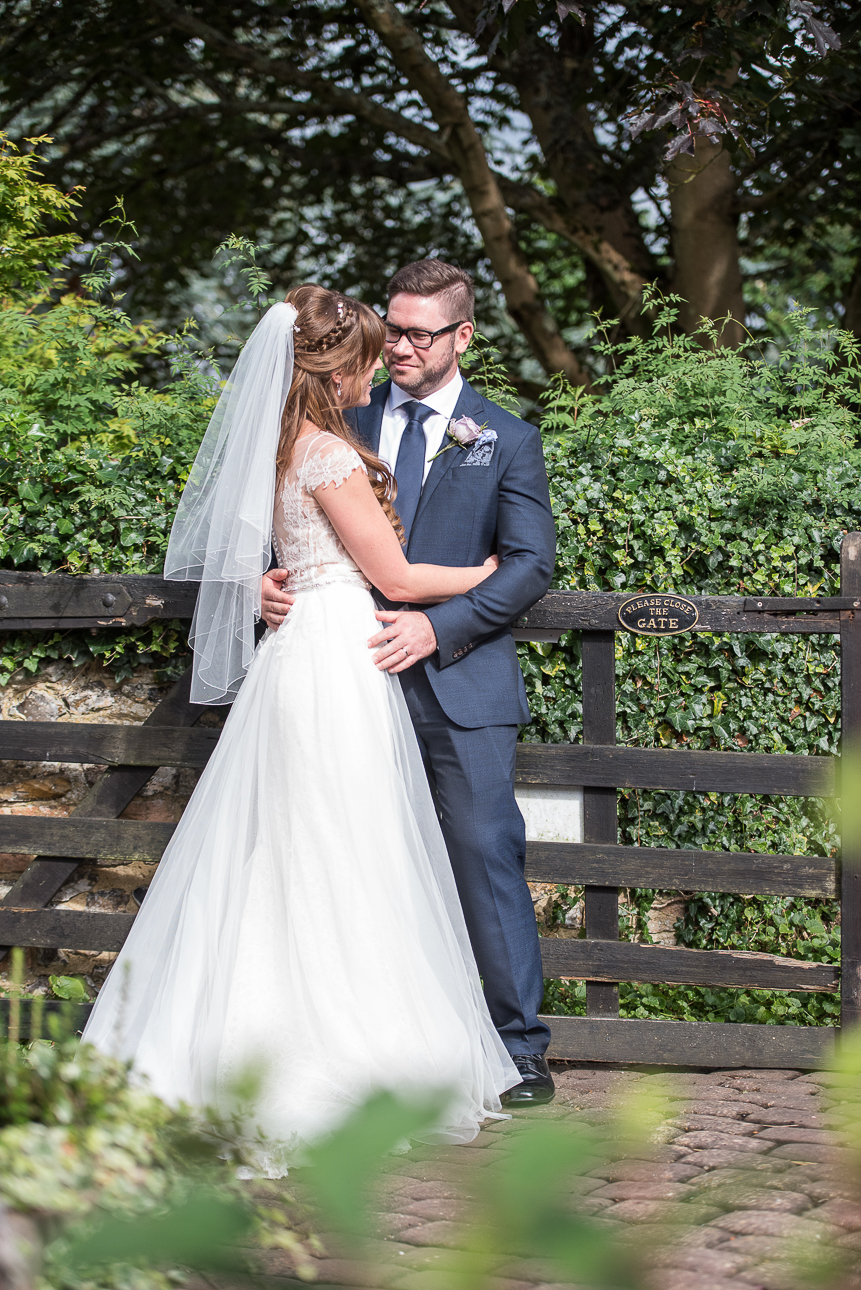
[{"x1": 402, "y1": 646, "x2": 409, "y2": 657}]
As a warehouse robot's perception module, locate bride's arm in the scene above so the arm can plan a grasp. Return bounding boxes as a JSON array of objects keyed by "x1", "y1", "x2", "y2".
[{"x1": 314, "y1": 467, "x2": 494, "y2": 603}]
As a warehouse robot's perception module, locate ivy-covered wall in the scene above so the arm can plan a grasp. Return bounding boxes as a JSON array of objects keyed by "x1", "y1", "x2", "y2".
[{"x1": 516, "y1": 306, "x2": 859, "y2": 1028}]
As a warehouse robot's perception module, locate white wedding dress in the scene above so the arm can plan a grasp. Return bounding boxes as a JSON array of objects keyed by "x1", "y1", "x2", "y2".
[{"x1": 83, "y1": 431, "x2": 518, "y2": 1160}]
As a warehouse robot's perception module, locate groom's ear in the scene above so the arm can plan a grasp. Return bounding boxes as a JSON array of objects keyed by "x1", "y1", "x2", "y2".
[{"x1": 454, "y1": 321, "x2": 474, "y2": 356}]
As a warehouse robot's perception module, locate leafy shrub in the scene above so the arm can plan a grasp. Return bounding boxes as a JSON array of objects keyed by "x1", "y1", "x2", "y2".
[
  {"x1": 0, "y1": 135, "x2": 215, "y2": 683},
  {"x1": 0, "y1": 133, "x2": 80, "y2": 296},
  {"x1": 528, "y1": 299, "x2": 859, "y2": 1025},
  {"x1": 0, "y1": 953, "x2": 313, "y2": 1290}
]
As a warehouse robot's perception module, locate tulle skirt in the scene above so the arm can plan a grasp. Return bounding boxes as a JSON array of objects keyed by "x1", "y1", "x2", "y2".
[{"x1": 82, "y1": 580, "x2": 518, "y2": 1157}]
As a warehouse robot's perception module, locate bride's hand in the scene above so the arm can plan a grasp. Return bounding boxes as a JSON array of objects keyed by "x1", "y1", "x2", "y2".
[{"x1": 483, "y1": 554, "x2": 500, "y2": 573}]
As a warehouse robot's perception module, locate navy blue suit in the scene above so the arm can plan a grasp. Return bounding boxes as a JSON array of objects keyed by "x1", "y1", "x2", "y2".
[{"x1": 347, "y1": 378, "x2": 556, "y2": 1055}]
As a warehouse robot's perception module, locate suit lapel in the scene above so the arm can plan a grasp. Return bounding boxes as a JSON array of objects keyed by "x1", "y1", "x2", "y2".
[
  {"x1": 410, "y1": 379, "x2": 485, "y2": 534},
  {"x1": 352, "y1": 380, "x2": 388, "y2": 455}
]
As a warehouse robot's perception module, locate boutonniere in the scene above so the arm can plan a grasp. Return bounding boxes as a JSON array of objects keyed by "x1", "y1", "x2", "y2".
[{"x1": 430, "y1": 415, "x2": 498, "y2": 461}]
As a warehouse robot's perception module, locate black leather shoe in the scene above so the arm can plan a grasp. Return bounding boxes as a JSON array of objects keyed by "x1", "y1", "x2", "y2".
[{"x1": 500, "y1": 1053, "x2": 555, "y2": 1106}]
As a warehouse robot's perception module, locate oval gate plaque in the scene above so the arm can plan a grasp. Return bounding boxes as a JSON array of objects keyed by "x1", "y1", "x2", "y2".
[{"x1": 618, "y1": 594, "x2": 699, "y2": 636}]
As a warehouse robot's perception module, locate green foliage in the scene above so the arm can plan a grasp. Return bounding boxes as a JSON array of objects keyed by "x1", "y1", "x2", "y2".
[
  {"x1": 0, "y1": 299, "x2": 214, "y2": 573},
  {"x1": 62, "y1": 1194, "x2": 254, "y2": 1279},
  {"x1": 525, "y1": 298, "x2": 860, "y2": 1026},
  {"x1": 0, "y1": 953, "x2": 310, "y2": 1289},
  {"x1": 0, "y1": 139, "x2": 214, "y2": 683},
  {"x1": 462, "y1": 332, "x2": 522, "y2": 414},
  {"x1": 48, "y1": 975, "x2": 92, "y2": 1002},
  {"x1": 0, "y1": 620, "x2": 191, "y2": 688},
  {"x1": 304, "y1": 1090, "x2": 449, "y2": 1240},
  {"x1": 216, "y1": 233, "x2": 278, "y2": 311},
  {"x1": 542, "y1": 978, "x2": 839, "y2": 1028},
  {"x1": 0, "y1": 133, "x2": 81, "y2": 299}
]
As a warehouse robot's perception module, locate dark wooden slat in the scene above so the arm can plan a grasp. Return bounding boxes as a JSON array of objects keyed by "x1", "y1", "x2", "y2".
[
  {"x1": 744, "y1": 596, "x2": 861, "y2": 612},
  {"x1": 0, "y1": 575, "x2": 848, "y2": 636},
  {"x1": 540, "y1": 938, "x2": 838, "y2": 992},
  {"x1": 841, "y1": 532, "x2": 861, "y2": 1029},
  {"x1": 12, "y1": 727, "x2": 831, "y2": 796},
  {"x1": 0, "y1": 909, "x2": 134, "y2": 951},
  {"x1": 544, "y1": 1014, "x2": 835, "y2": 1068},
  {"x1": 0, "y1": 721, "x2": 218, "y2": 767},
  {"x1": 516, "y1": 744, "x2": 835, "y2": 797},
  {"x1": 0, "y1": 571, "x2": 198, "y2": 626},
  {"x1": 0, "y1": 578, "x2": 131, "y2": 618},
  {"x1": 0, "y1": 818, "x2": 174, "y2": 863},
  {"x1": 582, "y1": 630, "x2": 619, "y2": 1018},
  {"x1": 517, "y1": 591, "x2": 840, "y2": 635},
  {"x1": 0, "y1": 998, "x2": 92, "y2": 1038},
  {"x1": 526, "y1": 840, "x2": 837, "y2": 898},
  {"x1": 10, "y1": 725, "x2": 833, "y2": 796}
]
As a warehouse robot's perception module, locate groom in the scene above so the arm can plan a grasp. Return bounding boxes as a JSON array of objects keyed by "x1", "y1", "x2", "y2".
[{"x1": 262, "y1": 260, "x2": 556, "y2": 1104}]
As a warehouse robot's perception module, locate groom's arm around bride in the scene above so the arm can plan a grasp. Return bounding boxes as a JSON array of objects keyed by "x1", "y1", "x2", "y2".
[{"x1": 377, "y1": 374, "x2": 555, "y2": 729}]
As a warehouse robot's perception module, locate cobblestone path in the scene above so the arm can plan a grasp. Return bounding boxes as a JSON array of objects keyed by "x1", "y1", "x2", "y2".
[{"x1": 256, "y1": 1063, "x2": 861, "y2": 1290}]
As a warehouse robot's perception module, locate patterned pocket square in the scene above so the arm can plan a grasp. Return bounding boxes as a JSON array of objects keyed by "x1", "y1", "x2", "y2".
[{"x1": 462, "y1": 440, "x2": 495, "y2": 466}]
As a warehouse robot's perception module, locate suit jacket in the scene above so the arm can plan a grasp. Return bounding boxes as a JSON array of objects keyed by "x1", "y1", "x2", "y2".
[{"x1": 346, "y1": 378, "x2": 556, "y2": 728}]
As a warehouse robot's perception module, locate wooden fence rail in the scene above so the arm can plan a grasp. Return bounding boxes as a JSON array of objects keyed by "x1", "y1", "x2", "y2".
[{"x1": 1, "y1": 537, "x2": 858, "y2": 1069}]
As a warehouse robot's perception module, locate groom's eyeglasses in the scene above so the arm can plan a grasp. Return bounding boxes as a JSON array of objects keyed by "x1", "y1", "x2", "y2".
[{"x1": 384, "y1": 321, "x2": 467, "y2": 350}]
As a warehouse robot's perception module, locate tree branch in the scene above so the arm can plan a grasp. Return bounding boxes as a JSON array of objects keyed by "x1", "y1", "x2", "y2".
[
  {"x1": 453, "y1": 1, "x2": 653, "y2": 320},
  {"x1": 350, "y1": 0, "x2": 590, "y2": 386},
  {"x1": 150, "y1": 0, "x2": 450, "y2": 162},
  {"x1": 497, "y1": 177, "x2": 647, "y2": 323}
]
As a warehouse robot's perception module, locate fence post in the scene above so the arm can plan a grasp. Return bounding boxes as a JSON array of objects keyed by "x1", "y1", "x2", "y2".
[
  {"x1": 841, "y1": 533, "x2": 861, "y2": 1030},
  {"x1": 582, "y1": 630, "x2": 619, "y2": 1016}
]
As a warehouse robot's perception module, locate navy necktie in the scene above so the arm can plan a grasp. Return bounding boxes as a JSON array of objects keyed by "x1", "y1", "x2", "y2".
[{"x1": 394, "y1": 400, "x2": 434, "y2": 542}]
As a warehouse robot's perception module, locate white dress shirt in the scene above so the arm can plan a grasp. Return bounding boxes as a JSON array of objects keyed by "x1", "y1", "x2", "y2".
[{"x1": 378, "y1": 370, "x2": 464, "y2": 484}]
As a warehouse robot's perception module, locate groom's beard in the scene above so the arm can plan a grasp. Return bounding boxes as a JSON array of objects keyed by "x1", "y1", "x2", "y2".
[{"x1": 386, "y1": 338, "x2": 458, "y2": 399}]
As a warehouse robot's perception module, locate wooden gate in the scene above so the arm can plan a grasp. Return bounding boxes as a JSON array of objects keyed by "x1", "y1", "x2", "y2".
[{"x1": 0, "y1": 535, "x2": 858, "y2": 1068}]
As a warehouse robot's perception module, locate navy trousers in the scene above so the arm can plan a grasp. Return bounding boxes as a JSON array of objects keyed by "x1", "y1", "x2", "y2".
[{"x1": 399, "y1": 665, "x2": 550, "y2": 1056}]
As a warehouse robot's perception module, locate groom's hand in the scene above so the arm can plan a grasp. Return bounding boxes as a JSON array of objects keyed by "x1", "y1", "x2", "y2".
[
  {"x1": 370, "y1": 611, "x2": 437, "y2": 673},
  {"x1": 261, "y1": 569, "x2": 295, "y2": 629}
]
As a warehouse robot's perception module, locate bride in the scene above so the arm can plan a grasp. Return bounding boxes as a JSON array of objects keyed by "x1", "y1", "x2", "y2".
[{"x1": 82, "y1": 285, "x2": 519, "y2": 1156}]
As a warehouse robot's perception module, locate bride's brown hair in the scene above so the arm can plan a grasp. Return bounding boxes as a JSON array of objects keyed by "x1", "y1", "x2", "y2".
[{"x1": 278, "y1": 284, "x2": 402, "y2": 539}]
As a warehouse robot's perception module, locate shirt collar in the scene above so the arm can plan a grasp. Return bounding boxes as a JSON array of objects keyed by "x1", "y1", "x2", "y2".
[{"x1": 389, "y1": 369, "x2": 463, "y2": 421}]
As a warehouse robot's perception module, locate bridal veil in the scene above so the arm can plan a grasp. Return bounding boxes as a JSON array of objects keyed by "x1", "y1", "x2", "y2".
[{"x1": 164, "y1": 302, "x2": 297, "y2": 704}]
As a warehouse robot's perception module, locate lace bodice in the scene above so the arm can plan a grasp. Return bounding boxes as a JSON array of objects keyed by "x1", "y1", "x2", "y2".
[{"x1": 273, "y1": 431, "x2": 370, "y2": 593}]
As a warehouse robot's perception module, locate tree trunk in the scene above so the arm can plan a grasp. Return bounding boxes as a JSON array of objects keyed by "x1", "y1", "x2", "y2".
[{"x1": 668, "y1": 138, "x2": 745, "y2": 346}]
